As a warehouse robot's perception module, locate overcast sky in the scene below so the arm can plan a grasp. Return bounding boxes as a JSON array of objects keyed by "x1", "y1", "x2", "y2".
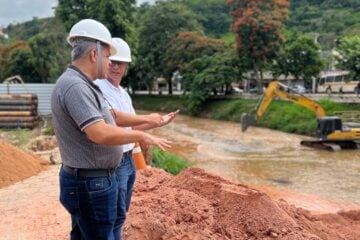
[{"x1": 0, "y1": 0, "x2": 155, "y2": 27}]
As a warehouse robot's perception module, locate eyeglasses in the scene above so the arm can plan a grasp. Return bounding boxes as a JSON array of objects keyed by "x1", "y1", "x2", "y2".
[{"x1": 110, "y1": 61, "x2": 122, "y2": 67}]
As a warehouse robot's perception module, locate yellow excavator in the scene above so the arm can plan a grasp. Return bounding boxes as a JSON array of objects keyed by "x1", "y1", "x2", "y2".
[{"x1": 241, "y1": 81, "x2": 360, "y2": 151}]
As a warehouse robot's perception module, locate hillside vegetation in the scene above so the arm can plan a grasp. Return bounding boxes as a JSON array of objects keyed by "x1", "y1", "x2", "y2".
[{"x1": 287, "y1": 0, "x2": 360, "y2": 49}]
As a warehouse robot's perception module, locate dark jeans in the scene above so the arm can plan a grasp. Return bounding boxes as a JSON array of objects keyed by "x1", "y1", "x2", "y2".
[
  {"x1": 114, "y1": 154, "x2": 136, "y2": 240},
  {"x1": 59, "y1": 167, "x2": 118, "y2": 240}
]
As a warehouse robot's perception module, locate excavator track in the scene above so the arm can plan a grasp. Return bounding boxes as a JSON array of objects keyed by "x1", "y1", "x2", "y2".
[{"x1": 300, "y1": 140, "x2": 360, "y2": 151}]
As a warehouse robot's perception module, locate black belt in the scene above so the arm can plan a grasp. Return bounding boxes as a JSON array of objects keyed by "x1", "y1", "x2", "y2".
[
  {"x1": 122, "y1": 150, "x2": 132, "y2": 157},
  {"x1": 62, "y1": 164, "x2": 115, "y2": 177}
]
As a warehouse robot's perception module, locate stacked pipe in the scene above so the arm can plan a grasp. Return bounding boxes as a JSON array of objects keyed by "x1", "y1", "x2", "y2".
[{"x1": 0, "y1": 94, "x2": 38, "y2": 128}]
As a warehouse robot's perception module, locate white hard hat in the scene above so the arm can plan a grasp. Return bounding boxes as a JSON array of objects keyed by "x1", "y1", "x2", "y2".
[
  {"x1": 67, "y1": 19, "x2": 116, "y2": 55},
  {"x1": 109, "y1": 38, "x2": 132, "y2": 63}
]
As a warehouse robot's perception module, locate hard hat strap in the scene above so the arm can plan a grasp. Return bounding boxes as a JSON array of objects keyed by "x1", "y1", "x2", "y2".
[{"x1": 96, "y1": 41, "x2": 102, "y2": 79}]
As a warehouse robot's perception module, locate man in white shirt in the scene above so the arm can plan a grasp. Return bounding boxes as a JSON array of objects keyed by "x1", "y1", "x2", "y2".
[{"x1": 95, "y1": 38, "x2": 178, "y2": 240}]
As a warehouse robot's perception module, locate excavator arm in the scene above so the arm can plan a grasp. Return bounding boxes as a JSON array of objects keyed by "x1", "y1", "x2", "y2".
[{"x1": 241, "y1": 81, "x2": 326, "y2": 132}]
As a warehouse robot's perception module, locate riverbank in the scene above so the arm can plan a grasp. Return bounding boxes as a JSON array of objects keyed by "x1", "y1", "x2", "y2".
[
  {"x1": 148, "y1": 113, "x2": 360, "y2": 209},
  {"x1": 132, "y1": 95, "x2": 360, "y2": 136}
]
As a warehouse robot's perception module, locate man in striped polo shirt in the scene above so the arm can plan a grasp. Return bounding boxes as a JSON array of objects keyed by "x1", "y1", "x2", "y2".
[{"x1": 51, "y1": 19, "x2": 171, "y2": 240}]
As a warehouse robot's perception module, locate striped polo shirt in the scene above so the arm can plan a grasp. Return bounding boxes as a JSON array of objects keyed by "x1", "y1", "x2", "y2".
[{"x1": 51, "y1": 65, "x2": 123, "y2": 169}]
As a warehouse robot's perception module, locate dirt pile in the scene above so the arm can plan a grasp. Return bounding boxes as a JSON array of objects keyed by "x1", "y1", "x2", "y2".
[
  {"x1": 124, "y1": 168, "x2": 360, "y2": 240},
  {"x1": 0, "y1": 140, "x2": 48, "y2": 188}
]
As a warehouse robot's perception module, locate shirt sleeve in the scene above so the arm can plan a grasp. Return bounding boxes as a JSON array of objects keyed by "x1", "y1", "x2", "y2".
[
  {"x1": 63, "y1": 83, "x2": 103, "y2": 131},
  {"x1": 124, "y1": 91, "x2": 136, "y2": 114}
]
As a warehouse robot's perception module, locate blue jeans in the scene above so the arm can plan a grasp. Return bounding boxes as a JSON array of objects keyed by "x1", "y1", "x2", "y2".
[
  {"x1": 59, "y1": 167, "x2": 118, "y2": 240},
  {"x1": 114, "y1": 154, "x2": 136, "y2": 240}
]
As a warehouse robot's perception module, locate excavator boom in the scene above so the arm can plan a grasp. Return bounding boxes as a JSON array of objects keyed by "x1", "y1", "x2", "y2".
[{"x1": 241, "y1": 81, "x2": 325, "y2": 133}]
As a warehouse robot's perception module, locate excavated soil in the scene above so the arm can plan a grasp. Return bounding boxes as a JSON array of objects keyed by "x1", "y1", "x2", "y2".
[
  {"x1": 0, "y1": 138, "x2": 359, "y2": 239},
  {"x1": 124, "y1": 168, "x2": 360, "y2": 240},
  {"x1": 0, "y1": 140, "x2": 48, "y2": 188}
]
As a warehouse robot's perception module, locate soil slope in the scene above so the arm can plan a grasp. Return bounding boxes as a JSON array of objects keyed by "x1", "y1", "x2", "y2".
[{"x1": 124, "y1": 168, "x2": 360, "y2": 240}]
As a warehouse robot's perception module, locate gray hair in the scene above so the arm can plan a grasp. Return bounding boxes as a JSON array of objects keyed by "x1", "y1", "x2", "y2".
[{"x1": 71, "y1": 37, "x2": 97, "y2": 61}]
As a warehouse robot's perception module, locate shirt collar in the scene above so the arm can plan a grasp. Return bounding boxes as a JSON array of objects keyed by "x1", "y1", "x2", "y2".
[{"x1": 69, "y1": 65, "x2": 102, "y2": 92}]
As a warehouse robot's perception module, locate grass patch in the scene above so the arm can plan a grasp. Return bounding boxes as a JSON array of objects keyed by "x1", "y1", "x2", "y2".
[
  {"x1": 132, "y1": 95, "x2": 190, "y2": 115},
  {"x1": 0, "y1": 129, "x2": 37, "y2": 149},
  {"x1": 152, "y1": 147, "x2": 192, "y2": 175},
  {"x1": 202, "y1": 98, "x2": 255, "y2": 122}
]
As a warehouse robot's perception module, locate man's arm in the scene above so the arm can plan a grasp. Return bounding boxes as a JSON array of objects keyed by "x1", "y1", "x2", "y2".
[
  {"x1": 133, "y1": 110, "x2": 179, "y2": 131},
  {"x1": 113, "y1": 110, "x2": 163, "y2": 127},
  {"x1": 84, "y1": 120, "x2": 171, "y2": 150}
]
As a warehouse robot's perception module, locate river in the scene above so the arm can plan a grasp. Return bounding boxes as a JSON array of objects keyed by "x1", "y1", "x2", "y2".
[{"x1": 147, "y1": 113, "x2": 360, "y2": 213}]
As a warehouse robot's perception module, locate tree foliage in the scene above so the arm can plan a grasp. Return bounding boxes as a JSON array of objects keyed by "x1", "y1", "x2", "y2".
[
  {"x1": 336, "y1": 35, "x2": 360, "y2": 80},
  {"x1": 55, "y1": 0, "x2": 138, "y2": 57},
  {"x1": 287, "y1": 0, "x2": 360, "y2": 49},
  {"x1": 184, "y1": 49, "x2": 241, "y2": 114},
  {"x1": 0, "y1": 41, "x2": 37, "y2": 82},
  {"x1": 273, "y1": 31, "x2": 325, "y2": 84},
  {"x1": 137, "y1": 0, "x2": 202, "y2": 94},
  {"x1": 183, "y1": 0, "x2": 232, "y2": 37},
  {"x1": 162, "y1": 32, "x2": 228, "y2": 79},
  {"x1": 28, "y1": 32, "x2": 70, "y2": 83},
  {"x1": 226, "y1": 0, "x2": 290, "y2": 91}
]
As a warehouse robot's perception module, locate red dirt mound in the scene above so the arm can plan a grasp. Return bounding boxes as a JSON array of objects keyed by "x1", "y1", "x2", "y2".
[
  {"x1": 0, "y1": 140, "x2": 48, "y2": 188},
  {"x1": 124, "y1": 168, "x2": 360, "y2": 240}
]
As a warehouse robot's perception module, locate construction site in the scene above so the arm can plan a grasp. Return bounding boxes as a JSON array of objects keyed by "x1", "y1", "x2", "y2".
[{"x1": 0, "y1": 114, "x2": 360, "y2": 239}]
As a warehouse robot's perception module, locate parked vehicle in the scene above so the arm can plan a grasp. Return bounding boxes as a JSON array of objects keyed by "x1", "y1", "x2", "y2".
[
  {"x1": 292, "y1": 85, "x2": 307, "y2": 94},
  {"x1": 231, "y1": 87, "x2": 243, "y2": 95}
]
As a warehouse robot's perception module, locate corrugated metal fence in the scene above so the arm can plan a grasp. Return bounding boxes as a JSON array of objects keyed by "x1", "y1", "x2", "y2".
[{"x1": 0, "y1": 84, "x2": 55, "y2": 116}]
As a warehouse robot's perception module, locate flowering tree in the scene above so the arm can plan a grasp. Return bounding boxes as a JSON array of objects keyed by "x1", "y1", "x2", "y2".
[{"x1": 226, "y1": 0, "x2": 290, "y2": 92}]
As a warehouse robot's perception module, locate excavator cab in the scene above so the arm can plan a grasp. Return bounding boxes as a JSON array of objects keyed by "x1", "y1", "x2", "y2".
[{"x1": 316, "y1": 117, "x2": 343, "y2": 139}]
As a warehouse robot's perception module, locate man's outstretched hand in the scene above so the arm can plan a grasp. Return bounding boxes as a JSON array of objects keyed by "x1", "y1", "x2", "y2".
[
  {"x1": 143, "y1": 132, "x2": 172, "y2": 151},
  {"x1": 160, "y1": 109, "x2": 180, "y2": 127}
]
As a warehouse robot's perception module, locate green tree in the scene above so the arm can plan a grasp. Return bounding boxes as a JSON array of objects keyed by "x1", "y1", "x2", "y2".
[
  {"x1": 336, "y1": 35, "x2": 360, "y2": 80},
  {"x1": 183, "y1": 49, "x2": 241, "y2": 114},
  {"x1": 55, "y1": 0, "x2": 138, "y2": 57},
  {"x1": 273, "y1": 31, "x2": 325, "y2": 84},
  {"x1": 162, "y1": 32, "x2": 228, "y2": 82},
  {"x1": 4, "y1": 48, "x2": 40, "y2": 83},
  {"x1": 137, "y1": 0, "x2": 202, "y2": 94},
  {"x1": 226, "y1": 0, "x2": 290, "y2": 92},
  {"x1": 183, "y1": 0, "x2": 232, "y2": 37},
  {"x1": 0, "y1": 41, "x2": 39, "y2": 82},
  {"x1": 28, "y1": 32, "x2": 70, "y2": 83}
]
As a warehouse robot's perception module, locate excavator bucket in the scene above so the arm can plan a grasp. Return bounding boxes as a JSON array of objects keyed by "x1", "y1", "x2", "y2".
[{"x1": 241, "y1": 113, "x2": 256, "y2": 132}]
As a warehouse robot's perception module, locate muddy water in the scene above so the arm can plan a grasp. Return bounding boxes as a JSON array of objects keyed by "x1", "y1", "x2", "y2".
[{"x1": 148, "y1": 113, "x2": 360, "y2": 212}]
